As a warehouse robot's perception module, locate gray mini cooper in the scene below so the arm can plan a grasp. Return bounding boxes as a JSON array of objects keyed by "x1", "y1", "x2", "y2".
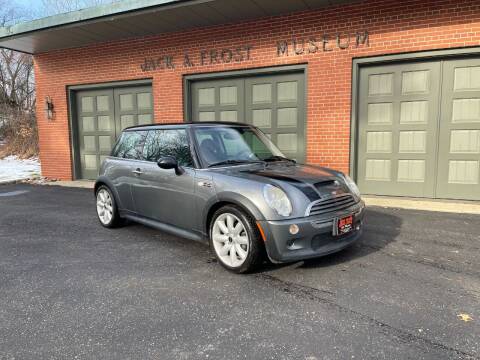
[{"x1": 95, "y1": 122, "x2": 365, "y2": 273}]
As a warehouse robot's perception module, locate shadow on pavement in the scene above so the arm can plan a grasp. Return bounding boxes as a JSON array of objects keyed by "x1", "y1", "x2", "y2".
[
  {"x1": 300, "y1": 207, "x2": 402, "y2": 269},
  {"x1": 255, "y1": 207, "x2": 402, "y2": 272}
]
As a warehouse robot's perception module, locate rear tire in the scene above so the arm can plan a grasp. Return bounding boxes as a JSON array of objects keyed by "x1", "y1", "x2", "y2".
[
  {"x1": 210, "y1": 205, "x2": 265, "y2": 273},
  {"x1": 95, "y1": 185, "x2": 123, "y2": 228}
]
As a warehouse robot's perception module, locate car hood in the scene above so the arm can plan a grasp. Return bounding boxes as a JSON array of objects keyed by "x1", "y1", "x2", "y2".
[{"x1": 211, "y1": 162, "x2": 350, "y2": 202}]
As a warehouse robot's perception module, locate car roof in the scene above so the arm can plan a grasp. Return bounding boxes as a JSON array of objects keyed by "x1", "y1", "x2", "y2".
[{"x1": 123, "y1": 121, "x2": 252, "y2": 132}]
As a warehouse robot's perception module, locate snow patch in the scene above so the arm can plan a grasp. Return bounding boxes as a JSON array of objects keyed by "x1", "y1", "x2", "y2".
[{"x1": 0, "y1": 156, "x2": 41, "y2": 184}]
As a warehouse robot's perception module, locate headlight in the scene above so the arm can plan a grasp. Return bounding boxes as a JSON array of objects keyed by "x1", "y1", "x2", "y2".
[
  {"x1": 343, "y1": 174, "x2": 361, "y2": 199},
  {"x1": 263, "y1": 184, "x2": 292, "y2": 217}
]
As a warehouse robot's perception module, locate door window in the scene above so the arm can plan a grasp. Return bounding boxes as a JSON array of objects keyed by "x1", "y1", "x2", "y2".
[
  {"x1": 143, "y1": 129, "x2": 194, "y2": 167},
  {"x1": 112, "y1": 131, "x2": 148, "y2": 159}
]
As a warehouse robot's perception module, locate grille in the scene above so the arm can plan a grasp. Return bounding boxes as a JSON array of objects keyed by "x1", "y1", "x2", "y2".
[{"x1": 306, "y1": 193, "x2": 357, "y2": 217}]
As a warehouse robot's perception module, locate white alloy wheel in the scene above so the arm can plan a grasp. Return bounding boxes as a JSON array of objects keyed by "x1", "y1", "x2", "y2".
[
  {"x1": 212, "y1": 213, "x2": 249, "y2": 268},
  {"x1": 96, "y1": 188, "x2": 114, "y2": 225}
]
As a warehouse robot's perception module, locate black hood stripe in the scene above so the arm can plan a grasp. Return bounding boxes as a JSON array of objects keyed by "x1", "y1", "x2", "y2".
[{"x1": 248, "y1": 171, "x2": 321, "y2": 202}]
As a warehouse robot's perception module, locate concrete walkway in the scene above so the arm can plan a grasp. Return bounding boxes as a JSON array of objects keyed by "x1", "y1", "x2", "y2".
[
  {"x1": 34, "y1": 180, "x2": 480, "y2": 215},
  {"x1": 363, "y1": 196, "x2": 480, "y2": 214},
  {"x1": 44, "y1": 180, "x2": 94, "y2": 189}
]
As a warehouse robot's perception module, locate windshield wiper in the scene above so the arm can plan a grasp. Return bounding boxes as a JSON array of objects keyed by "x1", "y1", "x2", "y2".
[
  {"x1": 263, "y1": 155, "x2": 296, "y2": 164},
  {"x1": 207, "y1": 160, "x2": 264, "y2": 168}
]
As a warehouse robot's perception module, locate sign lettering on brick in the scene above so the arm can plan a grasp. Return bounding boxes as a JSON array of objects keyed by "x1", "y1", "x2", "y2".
[
  {"x1": 140, "y1": 45, "x2": 253, "y2": 72},
  {"x1": 276, "y1": 31, "x2": 369, "y2": 56},
  {"x1": 139, "y1": 31, "x2": 368, "y2": 72}
]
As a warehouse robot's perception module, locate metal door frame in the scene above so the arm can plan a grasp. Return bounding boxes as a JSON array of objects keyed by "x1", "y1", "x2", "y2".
[
  {"x1": 67, "y1": 78, "x2": 152, "y2": 180},
  {"x1": 350, "y1": 46, "x2": 480, "y2": 184}
]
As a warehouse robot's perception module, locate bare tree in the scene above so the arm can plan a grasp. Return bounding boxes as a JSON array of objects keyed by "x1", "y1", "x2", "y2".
[
  {"x1": 40, "y1": 0, "x2": 116, "y2": 15},
  {"x1": 0, "y1": 1, "x2": 36, "y2": 157},
  {"x1": 0, "y1": 0, "x2": 116, "y2": 158}
]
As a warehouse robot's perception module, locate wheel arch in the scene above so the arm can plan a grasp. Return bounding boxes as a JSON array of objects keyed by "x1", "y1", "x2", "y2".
[
  {"x1": 94, "y1": 176, "x2": 123, "y2": 209},
  {"x1": 204, "y1": 192, "x2": 265, "y2": 235}
]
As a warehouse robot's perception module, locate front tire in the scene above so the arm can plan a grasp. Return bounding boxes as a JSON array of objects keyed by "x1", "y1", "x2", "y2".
[
  {"x1": 96, "y1": 185, "x2": 122, "y2": 228},
  {"x1": 210, "y1": 205, "x2": 264, "y2": 273}
]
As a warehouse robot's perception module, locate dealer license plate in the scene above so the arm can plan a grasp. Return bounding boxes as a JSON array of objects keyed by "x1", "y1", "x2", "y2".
[{"x1": 334, "y1": 215, "x2": 354, "y2": 236}]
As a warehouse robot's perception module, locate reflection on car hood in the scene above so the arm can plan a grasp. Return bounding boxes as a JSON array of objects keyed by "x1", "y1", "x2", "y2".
[{"x1": 211, "y1": 163, "x2": 350, "y2": 202}]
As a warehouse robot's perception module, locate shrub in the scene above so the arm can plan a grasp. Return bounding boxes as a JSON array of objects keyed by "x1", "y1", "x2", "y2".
[{"x1": 0, "y1": 108, "x2": 38, "y2": 159}]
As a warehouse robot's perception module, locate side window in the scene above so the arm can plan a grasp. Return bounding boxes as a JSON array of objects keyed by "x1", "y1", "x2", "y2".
[
  {"x1": 143, "y1": 129, "x2": 194, "y2": 167},
  {"x1": 112, "y1": 131, "x2": 147, "y2": 160}
]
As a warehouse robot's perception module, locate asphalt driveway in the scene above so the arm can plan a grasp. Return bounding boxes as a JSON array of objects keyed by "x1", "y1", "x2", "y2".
[{"x1": 0, "y1": 184, "x2": 478, "y2": 359}]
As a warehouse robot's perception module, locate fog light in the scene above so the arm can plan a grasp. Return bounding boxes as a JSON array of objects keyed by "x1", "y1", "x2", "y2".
[{"x1": 289, "y1": 224, "x2": 299, "y2": 235}]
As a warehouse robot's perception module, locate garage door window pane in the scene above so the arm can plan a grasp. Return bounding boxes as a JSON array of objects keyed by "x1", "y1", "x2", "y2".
[
  {"x1": 252, "y1": 109, "x2": 271, "y2": 128},
  {"x1": 82, "y1": 117, "x2": 95, "y2": 132},
  {"x1": 252, "y1": 84, "x2": 272, "y2": 103},
  {"x1": 402, "y1": 70, "x2": 429, "y2": 94},
  {"x1": 220, "y1": 111, "x2": 237, "y2": 122},
  {"x1": 98, "y1": 116, "x2": 111, "y2": 131},
  {"x1": 277, "y1": 82, "x2": 297, "y2": 102},
  {"x1": 452, "y1": 99, "x2": 480, "y2": 123},
  {"x1": 84, "y1": 136, "x2": 96, "y2": 151},
  {"x1": 366, "y1": 132, "x2": 392, "y2": 153},
  {"x1": 220, "y1": 86, "x2": 237, "y2": 105},
  {"x1": 448, "y1": 160, "x2": 479, "y2": 184},
  {"x1": 84, "y1": 155, "x2": 97, "y2": 170},
  {"x1": 99, "y1": 136, "x2": 112, "y2": 151},
  {"x1": 368, "y1": 103, "x2": 393, "y2": 124},
  {"x1": 96, "y1": 96, "x2": 110, "y2": 112},
  {"x1": 278, "y1": 108, "x2": 297, "y2": 127},
  {"x1": 398, "y1": 160, "x2": 425, "y2": 182},
  {"x1": 81, "y1": 97, "x2": 94, "y2": 112},
  {"x1": 121, "y1": 115, "x2": 135, "y2": 130},
  {"x1": 199, "y1": 88, "x2": 215, "y2": 106},
  {"x1": 454, "y1": 66, "x2": 480, "y2": 90},
  {"x1": 137, "y1": 93, "x2": 152, "y2": 110},
  {"x1": 199, "y1": 112, "x2": 215, "y2": 122},
  {"x1": 277, "y1": 133, "x2": 297, "y2": 152},
  {"x1": 450, "y1": 130, "x2": 480, "y2": 153},
  {"x1": 398, "y1": 131, "x2": 426, "y2": 153},
  {"x1": 368, "y1": 74, "x2": 393, "y2": 95},
  {"x1": 120, "y1": 94, "x2": 134, "y2": 111},
  {"x1": 138, "y1": 114, "x2": 152, "y2": 125},
  {"x1": 400, "y1": 101, "x2": 428, "y2": 124},
  {"x1": 365, "y1": 159, "x2": 391, "y2": 181}
]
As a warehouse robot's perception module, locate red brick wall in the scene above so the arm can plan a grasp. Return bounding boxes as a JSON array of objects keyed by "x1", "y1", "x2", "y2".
[{"x1": 34, "y1": 0, "x2": 480, "y2": 180}]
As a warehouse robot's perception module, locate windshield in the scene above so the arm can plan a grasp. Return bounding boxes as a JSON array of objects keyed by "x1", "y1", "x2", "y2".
[{"x1": 192, "y1": 126, "x2": 287, "y2": 167}]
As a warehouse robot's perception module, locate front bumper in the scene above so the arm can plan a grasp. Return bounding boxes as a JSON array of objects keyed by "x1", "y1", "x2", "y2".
[{"x1": 259, "y1": 201, "x2": 365, "y2": 263}]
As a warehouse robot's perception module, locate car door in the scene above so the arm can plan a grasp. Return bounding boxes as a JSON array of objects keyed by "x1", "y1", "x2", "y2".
[
  {"x1": 109, "y1": 130, "x2": 148, "y2": 213},
  {"x1": 131, "y1": 128, "x2": 197, "y2": 230}
]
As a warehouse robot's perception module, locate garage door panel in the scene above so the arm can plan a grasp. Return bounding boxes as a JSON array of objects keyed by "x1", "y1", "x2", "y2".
[
  {"x1": 357, "y1": 61, "x2": 441, "y2": 198},
  {"x1": 192, "y1": 72, "x2": 306, "y2": 163},
  {"x1": 436, "y1": 59, "x2": 480, "y2": 200},
  {"x1": 246, "y1": 73, "x2": 305, "y2": 163},
  {"x1": 359, "y1": 58, "x2": 480, "y2": 200},
  {"x1": 76, "y1": 85, "x2": 153, "y2": 180},
  {"x1": 76, "y1": 89, "x2": 115, "y2": 180}
]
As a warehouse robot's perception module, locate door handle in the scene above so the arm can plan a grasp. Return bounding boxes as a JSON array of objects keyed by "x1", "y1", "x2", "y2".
[{"x1": 132, "y1": 168, "x2": 143, "y2": 175}]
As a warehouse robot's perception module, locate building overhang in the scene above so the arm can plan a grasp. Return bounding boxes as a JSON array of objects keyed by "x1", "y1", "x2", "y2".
[{"x1": 0, "y1": 0, "x2": 360, "y2": 54}]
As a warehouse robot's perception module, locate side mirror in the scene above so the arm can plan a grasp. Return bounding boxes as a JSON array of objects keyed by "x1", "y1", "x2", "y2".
[{"x1": 157, "y1": 156, "x2": 184, "y2": 175}]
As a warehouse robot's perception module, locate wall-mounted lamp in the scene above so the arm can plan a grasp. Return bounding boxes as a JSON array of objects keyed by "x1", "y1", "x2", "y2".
[{"x1": 45, "y1": 96, "x2": 54, "y2": 120}]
